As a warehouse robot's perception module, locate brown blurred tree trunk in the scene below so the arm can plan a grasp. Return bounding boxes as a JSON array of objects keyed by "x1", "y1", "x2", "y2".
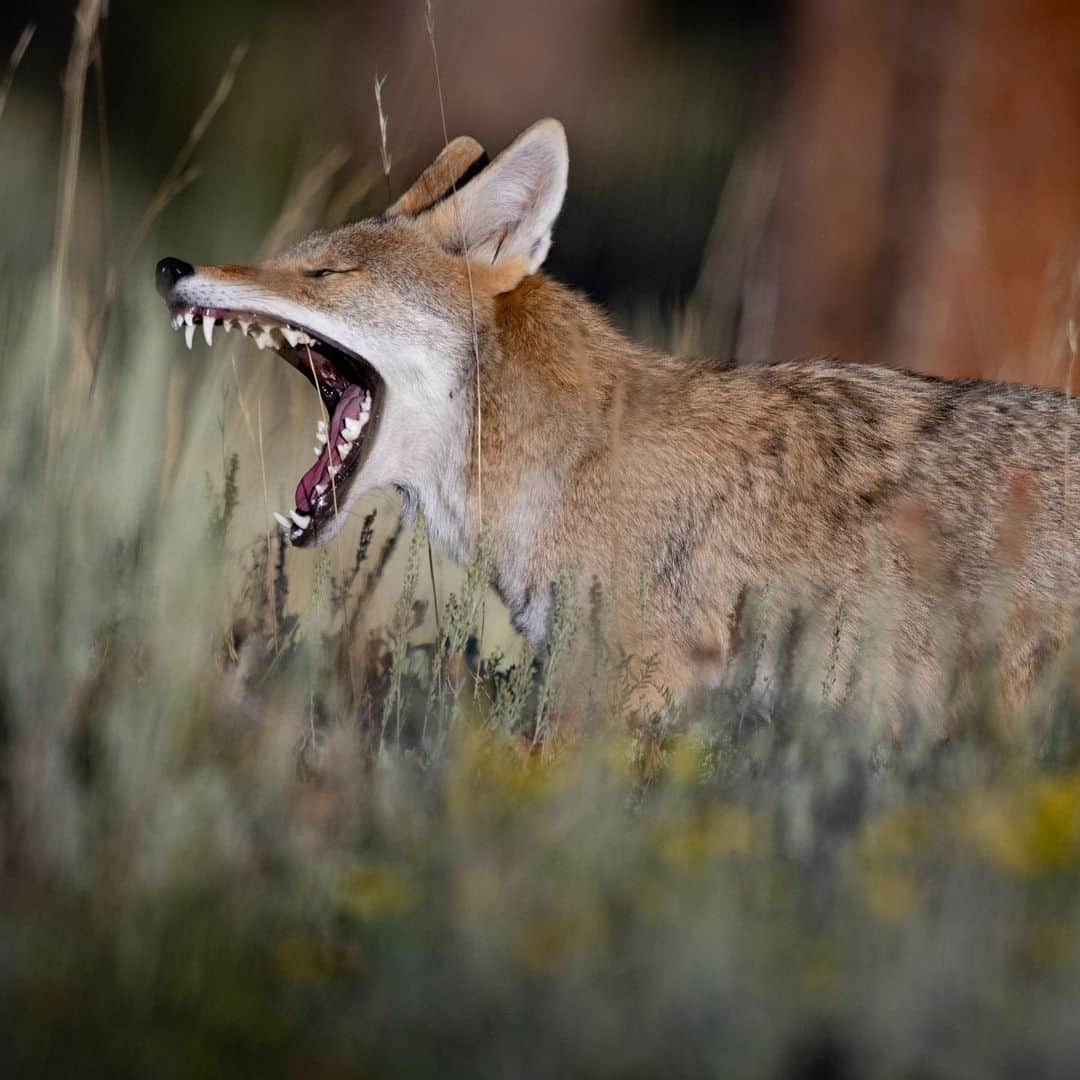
[{"x1": 730, "y1": 0, "x2": 1080, "y2": 388}]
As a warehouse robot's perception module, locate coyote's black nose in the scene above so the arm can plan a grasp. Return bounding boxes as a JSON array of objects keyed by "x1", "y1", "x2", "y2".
[{"x1": 155, "y1": 257, "x2": 194, "y2": 298}]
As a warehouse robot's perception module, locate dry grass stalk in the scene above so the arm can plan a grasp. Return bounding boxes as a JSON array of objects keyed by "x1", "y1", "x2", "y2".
[
  {"x1": 51, "y1": 0, "x2": 105, "y2": 336},
  {"x1": 425, "y1": 0, "x2": 483, "y2": 649},
  {"x1": 373, "y1": 67, "x2": 440, "y2": 632},
  {"x1": 425, "y1": 0, "x2": 483, "y2": 529},
  {"x1": 0, "y1": 23, "x2": 35, "y2": 124},
  {"x1": 374, "y1": 73, "x2": 392, "y2": 202},
  {"x1": 91, "y1": 36, "x2": 111, "y2": 301}
]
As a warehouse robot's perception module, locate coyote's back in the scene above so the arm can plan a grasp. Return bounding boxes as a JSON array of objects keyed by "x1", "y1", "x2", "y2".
[{"x1": 479, "y1": 275, "x2": 1080, "y2": 728}]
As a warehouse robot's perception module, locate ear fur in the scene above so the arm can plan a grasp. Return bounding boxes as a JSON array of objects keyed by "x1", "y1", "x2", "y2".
[
  {"x1": 386, "y1": 135, "x2": 488, "y2": 218},
  {"x1": 420, "y1": 118, "x2": 568, "y2": 289}
]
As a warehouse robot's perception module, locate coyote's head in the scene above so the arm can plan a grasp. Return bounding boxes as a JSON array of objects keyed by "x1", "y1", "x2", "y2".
[{"x1": 156, "y1": 119, "x2": 568, "y2": 549}]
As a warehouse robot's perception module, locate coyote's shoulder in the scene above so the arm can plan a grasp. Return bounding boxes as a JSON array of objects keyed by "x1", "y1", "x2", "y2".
[{"x1": 157, "y1": 118, "x2": 1080, "y2": 727}]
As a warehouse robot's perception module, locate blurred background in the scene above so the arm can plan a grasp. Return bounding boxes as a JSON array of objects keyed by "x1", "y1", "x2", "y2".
[
  {"x1": 4, "y1": 7, "x2": 1080, "y2": 1074},
  {"x1": 3, "y1": 0, "x2": 1078, "y2": 386}
]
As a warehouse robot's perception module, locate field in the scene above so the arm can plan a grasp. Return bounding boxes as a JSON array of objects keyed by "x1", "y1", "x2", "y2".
[{"x1": 3, "y1": 6, "x2": 1080, "y2": 1077}]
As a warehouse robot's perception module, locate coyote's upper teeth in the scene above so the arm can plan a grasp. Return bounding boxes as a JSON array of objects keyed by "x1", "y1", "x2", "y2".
[
  {"x1": 273, "y1": 511, "x2": 291, "y2": 531},
  {"x1": 184, "y1": 322, "x2": 195, "y2": 349},
  {"x1": 253, "y1": 328, "x2": 274, "y2": 350},
  {"x1": 290, "y1": 510, "x2": 311, "y2": 529},
  {"x1": 282, "y1": 326, "x2": 301, "y2": 348},
  {"x1": 337, "y1": 440, "x2": 351, "y2": 457},
  {"x1": 343, "y1": 417, "x2": 363, "y2": 438},
  {"x1": 203, "y1": 317, "x2": 214, "y2": 346},
  {"x1": 171, "y1": 314, "x2": 182, "y2": 331},
  {"x1": 315, "y1": 482, "x2": 327, "y2": 496},
  {"x1": 239, "y1": 319, "x2": 252, "y2": 336},
  {"x1": 328, "y1": 464, "x2": 340, "y2": 478},
  {"x1": 223, "y1": 318, "x2": 235, "y2": 333}
]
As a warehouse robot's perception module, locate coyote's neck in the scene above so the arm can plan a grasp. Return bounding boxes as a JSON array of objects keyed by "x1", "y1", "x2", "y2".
[
  {"x1": 438, "y1": 274, "x2": 663, "y2": 643},
  {"x1": 409, "y1": 274, "x2": 676, "y2": 644}
]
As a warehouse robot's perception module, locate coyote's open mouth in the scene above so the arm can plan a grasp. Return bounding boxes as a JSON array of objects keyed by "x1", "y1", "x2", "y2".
[{"x1": 167, "y1": 304, "x2": 384, "y2": 547}]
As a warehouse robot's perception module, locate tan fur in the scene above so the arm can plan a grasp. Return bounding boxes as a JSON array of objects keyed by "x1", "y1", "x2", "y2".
[
  {"x1": 162, "y1": 120, "x2": 1080, "y2": 731},
  {"x1": 470, "y1": 274, "x2": 1080, "y2": 727}
]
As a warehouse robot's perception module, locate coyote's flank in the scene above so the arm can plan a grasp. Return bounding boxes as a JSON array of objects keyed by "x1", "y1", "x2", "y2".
[{"x1": 156, "y1": 119, "x2": 1080, "y2": 726}]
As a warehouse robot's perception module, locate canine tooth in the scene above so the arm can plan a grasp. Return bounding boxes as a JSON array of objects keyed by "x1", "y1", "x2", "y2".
[
  {"x1": 183, "y1": 311, "x2": 194, "y2": 327},
  {"x1": 184, "y1": 322, "x2": 195, "y2": 349},
  {"x1": 203, "y1": 317, "x2": 214, "y2": 346},
  {"x1": 273, "y1": 512, "x2": 291, "y2": 531},
  {"x1": 290, "y1": 510, "x2": 310, "y2": 528}
]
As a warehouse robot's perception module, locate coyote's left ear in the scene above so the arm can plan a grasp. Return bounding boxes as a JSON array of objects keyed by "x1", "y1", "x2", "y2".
[
  {"x1": 421, "y1": 118, "x2": 568, "y2": 287},
  {"x1": 386, "y1": 135, "x2": 489, "y2": 219}
]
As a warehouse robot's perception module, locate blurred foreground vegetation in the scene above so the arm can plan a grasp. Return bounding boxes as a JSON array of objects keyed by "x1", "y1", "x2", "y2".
[
  {"x1": 3, "y1": 6, "x2": 1080, "y2": 1077},
  {"x1": 4, "y1": 378, "x2": 1080, "y2": 1076}
]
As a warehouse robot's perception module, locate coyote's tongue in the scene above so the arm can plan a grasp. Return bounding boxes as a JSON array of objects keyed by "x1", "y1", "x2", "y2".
[{"x1": 295, "y1": 384, "x2": 365, "y2": 512}]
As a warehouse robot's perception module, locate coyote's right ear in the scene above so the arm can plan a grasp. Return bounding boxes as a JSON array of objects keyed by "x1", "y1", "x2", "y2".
[
  {"x1": 420, "y1": 118, "x2": 569, "y2": 288},
  {"x1": 386, "y1": 136, "x2": 489, "y2": 219}
]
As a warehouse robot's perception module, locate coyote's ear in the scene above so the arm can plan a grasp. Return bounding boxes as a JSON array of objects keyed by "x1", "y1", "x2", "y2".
[
  {"x1": 421, "y1": 118, "x2": 568, "y2": 286},
  {"x1": 386, "y1": 136, "x2": 489, "y2": 218}
]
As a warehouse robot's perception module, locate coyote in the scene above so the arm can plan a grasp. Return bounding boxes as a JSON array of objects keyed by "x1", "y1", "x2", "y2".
[{"x1": 157, "y1": 119, "x2": 1080, "y2": 726}]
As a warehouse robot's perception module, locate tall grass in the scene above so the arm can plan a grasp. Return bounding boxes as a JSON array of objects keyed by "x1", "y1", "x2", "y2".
[{"x1": 2, "y1": 11, "x2": 1080, "y2": 1079}]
